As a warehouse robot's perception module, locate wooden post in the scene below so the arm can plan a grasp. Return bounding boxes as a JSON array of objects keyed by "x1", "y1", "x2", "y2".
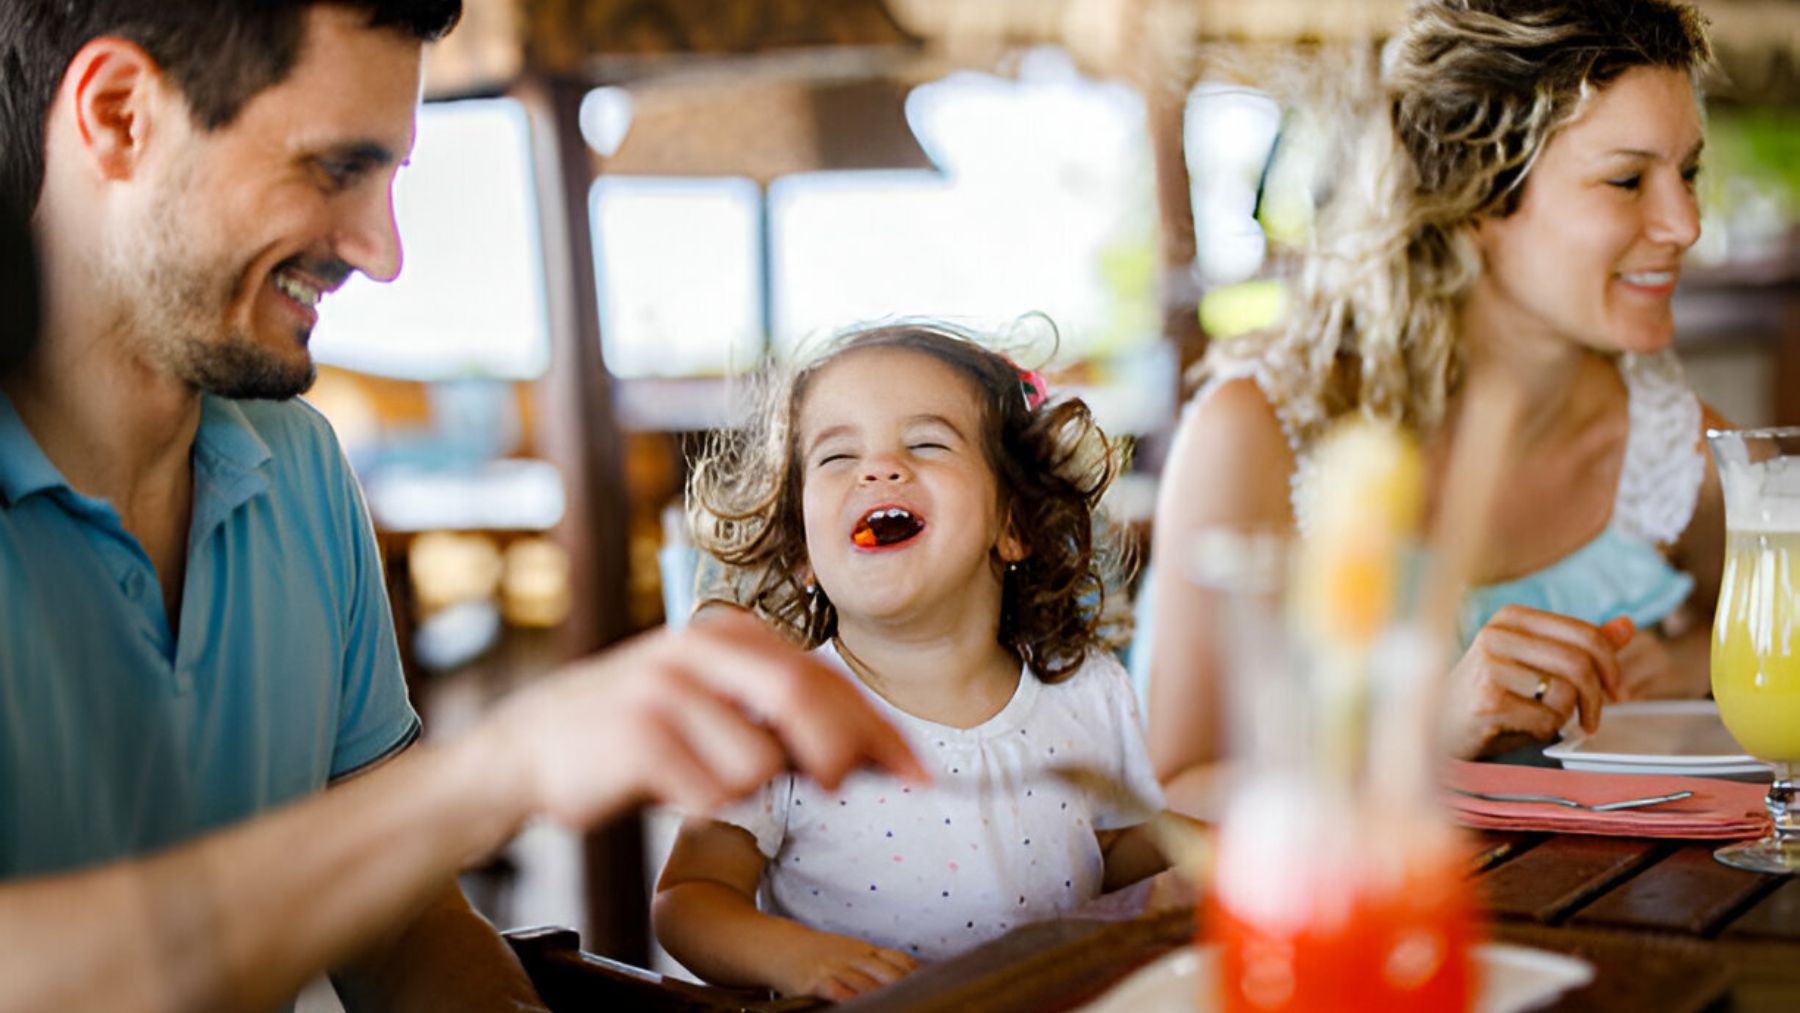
[{"x1": 518, "y1": 73, "x2": 647, "y2": 963}]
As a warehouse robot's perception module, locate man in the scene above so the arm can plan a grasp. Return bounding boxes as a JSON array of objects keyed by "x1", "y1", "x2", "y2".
[{"x1": 0, "y1": 3, "x2": 923, "y2": 1010}]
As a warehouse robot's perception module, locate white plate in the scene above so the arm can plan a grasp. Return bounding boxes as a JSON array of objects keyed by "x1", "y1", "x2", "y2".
[
  {"x1": 1076, "y1": 942, "x2": 1593, "y2": 1013},
  {"x1": 1543, "y1": 700, "x2": 1771, "y2": 776},
  {"x1": 1478, "y1": 944, "x2": 1598, "y2": 1013}
]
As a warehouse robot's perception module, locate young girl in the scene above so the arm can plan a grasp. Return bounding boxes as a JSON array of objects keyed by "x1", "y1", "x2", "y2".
[{"x1": 655, "y1": 322, "x2": 1169, "y2": 1001}]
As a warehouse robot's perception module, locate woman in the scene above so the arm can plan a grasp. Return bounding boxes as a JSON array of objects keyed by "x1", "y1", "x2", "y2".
[{"x1": 1147, "y1": 0, "x2": 1725, "y2": 813}]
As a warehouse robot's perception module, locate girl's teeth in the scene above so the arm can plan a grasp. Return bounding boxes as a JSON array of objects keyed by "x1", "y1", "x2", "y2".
[
  {"x1": 1621, "y1": 271, "x2": 1675, "y2": 286},
  {"x1": 853, "y1": 507, "x2": 924, "y2": 547}
]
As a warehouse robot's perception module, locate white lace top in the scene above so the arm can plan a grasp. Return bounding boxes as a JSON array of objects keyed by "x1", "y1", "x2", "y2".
[
  {"x1": 1612, "y1": 350, "x2": 1706, "y2": 545},
  {"x1": 1203, "y1": 350, "x2": 1704, "y2": 543},
  {"x1": 1200, "y1": 351, "x2": 1706, "y2": 636}
]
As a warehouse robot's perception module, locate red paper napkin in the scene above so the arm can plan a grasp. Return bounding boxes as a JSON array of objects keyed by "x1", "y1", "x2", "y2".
[{"x1": 1444, "y1": 760, "x2": 1770, "y2": 839}]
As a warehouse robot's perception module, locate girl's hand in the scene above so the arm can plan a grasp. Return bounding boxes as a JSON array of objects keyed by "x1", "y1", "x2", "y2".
[
  {"x1": 1445, "y1": 605, "x2": 1633, "y2": 757},
  {"x1": 1138, "y1": 866, "x2": 1198, "y2": 913},
  {"x1": 777, "y1": 931, "x2": 918, "y2": 1001}
]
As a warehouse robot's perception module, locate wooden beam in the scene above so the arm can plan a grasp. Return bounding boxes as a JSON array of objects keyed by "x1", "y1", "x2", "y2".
[
  {"x1": 522, "y1": 0, "x2": 918, "y2": 75},
  {"x1": 518, "y1": 73, "x2": 647, "y2": 962}
]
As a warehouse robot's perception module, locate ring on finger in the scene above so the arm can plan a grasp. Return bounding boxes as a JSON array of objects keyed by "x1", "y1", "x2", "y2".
[{"x1": 1532, "y1": 675, "x2": 1551, "y2": 703}]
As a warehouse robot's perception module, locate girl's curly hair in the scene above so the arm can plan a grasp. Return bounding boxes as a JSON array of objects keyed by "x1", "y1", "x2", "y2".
[{"x1": 687, "y1": 320, "x2": 1130, "y2": 681}]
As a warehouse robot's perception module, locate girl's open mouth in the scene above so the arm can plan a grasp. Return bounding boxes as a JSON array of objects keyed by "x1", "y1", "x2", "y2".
[{"x1": 852, "y1": 507, "x2": 925, "y2": 548}]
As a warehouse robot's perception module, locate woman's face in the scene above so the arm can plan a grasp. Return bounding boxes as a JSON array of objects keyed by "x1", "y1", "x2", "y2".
[{"x1": 1469, "y1": 66, "x2": 1703, "y2": 356}]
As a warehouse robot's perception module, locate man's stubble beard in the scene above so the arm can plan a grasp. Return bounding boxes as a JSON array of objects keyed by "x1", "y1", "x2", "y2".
[{"x1": 120, "y1": 176, "x2": 317, "y2": 401}]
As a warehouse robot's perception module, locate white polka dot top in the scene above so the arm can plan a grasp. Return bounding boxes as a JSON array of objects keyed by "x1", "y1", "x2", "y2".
[{"x1": 714, "y1": 644, "x2": 1164, "y2": 962}]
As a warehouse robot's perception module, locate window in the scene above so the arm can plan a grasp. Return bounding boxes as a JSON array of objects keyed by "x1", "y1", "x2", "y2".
[
  {"x1": 590, "y1": 176, "x2": 764, "y2": 378},
  {"x1": 773, "y1": 51, "x2": 1158, "y2": 359},
  {"x1": 1184, "y1": 84, "x2": 1283, "y2": 286},
  {"x1": 314, "y1": 97, "x2": 551, "y2": 381},
  {"x1": 588, "y1": 48, "x2": 1160, "y2": 382}
]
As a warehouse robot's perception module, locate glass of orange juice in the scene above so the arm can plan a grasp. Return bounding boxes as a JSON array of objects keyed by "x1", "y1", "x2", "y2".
[{"x1": 1708, "y1": 427, "x2": 1800, "y2": 874}]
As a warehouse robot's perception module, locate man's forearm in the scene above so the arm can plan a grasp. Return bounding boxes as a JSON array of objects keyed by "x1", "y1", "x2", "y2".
[
  {"x1": 0, "y1": 613, "x2": 929, "y2": 1013},
  {"x1": 0, "y1": 733, "x2": 528, "y2": 1013},
  {"x1": 332, "y1": 880, "x2": 546, "y2": 1013}
]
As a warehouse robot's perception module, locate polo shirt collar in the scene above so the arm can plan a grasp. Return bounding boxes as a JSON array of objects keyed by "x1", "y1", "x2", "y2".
[
  {"x1": 0, "y1": 386, "x2": 69, "y2": 508},
  {"x1": 0, "y1": 388, "x2": 273, "y2": 511},
  {"x1": 190, "y1": 395, "x2": 273, "y2": 536},
  {"x1": 194, "y1": 394, "x2": 272, "y2": 479}
]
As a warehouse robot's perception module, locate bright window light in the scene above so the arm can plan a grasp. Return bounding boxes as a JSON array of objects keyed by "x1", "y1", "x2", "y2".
[
  {"x1": 591, "y1": 176, "x2": 764, "y2": 378},
  {"x1": 313, "y1": 97, "x2": 550, "y2": 381},
  {"x1": 1184, "y1": 84, "x2": 1282, "y2": 286},
  {"x1": 773, "y1": 49, "x2": 1158, "y2": 359}
]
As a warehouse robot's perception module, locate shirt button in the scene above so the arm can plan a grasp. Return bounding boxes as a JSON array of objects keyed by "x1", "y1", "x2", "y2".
[{"x1": 122, "y1": 571, "x2": 145, "y2": 599}]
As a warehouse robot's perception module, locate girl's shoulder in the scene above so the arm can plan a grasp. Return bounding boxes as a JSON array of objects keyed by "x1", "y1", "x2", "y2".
[
  {"x1": 1036, "y1": 650, "x2": 1138, "y2": 708},
  {"x1": 1044, "y1": 647, "x2": 1129, "y2": 680}
]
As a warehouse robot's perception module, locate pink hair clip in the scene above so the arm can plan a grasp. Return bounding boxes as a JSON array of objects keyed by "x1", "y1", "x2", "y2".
[{"x1": 1017, "y1": 368, "x2": 1048, "y2": 411}]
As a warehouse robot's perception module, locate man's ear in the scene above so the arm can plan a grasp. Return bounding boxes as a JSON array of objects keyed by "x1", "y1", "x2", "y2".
[{"x1": 60, "y1": 37, "x2": 169, "y2": 182}]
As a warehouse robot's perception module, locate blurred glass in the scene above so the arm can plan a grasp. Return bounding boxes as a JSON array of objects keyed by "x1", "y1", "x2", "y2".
[
  {"x1": 1194, "y1": 526, "x2": 1478, "y2": 1012},
  {"x1": 1707, "y1": 426, "x2": 1800, "y2": 874}
]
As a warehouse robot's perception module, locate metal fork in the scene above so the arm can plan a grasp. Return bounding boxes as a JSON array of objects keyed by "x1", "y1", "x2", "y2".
[
  {"x1": 1048, "y1": 766, "x2": 1213, "y2": 878},
  {"x1": 1450, "y1": 787, "x2": 1694, "y2": 812}
]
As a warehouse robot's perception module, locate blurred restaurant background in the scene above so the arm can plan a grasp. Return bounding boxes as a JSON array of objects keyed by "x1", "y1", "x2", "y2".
[{"x1": 292, "y1": 0, "x2": 1800, "y2": 990}]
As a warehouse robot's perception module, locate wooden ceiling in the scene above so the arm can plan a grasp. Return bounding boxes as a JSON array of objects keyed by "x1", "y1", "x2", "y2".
[
  {"x1": 889, "y1": 0, "x2": 1800, "y2": 104},
  {"x1": 427, "y1": 0, "x2": 915, "y2": 90},
  {"x1": 424, "y1": 0, "x2": 1800, "y2": 104}
]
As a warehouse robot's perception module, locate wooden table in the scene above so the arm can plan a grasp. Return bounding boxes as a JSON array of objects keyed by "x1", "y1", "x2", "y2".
[
  {"x1": 839, "y1": 832, "x2": 1800, "y2": 1013},
  {"x1": 1472, "y1": 832, "x2": 1800, "y2": 1012},
  {"x1": 507, "y1": 830, "x2": 1800, "y2": 1011}
]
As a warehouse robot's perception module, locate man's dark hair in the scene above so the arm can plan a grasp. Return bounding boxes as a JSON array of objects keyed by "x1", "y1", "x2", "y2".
[
  {"x1": 0, "y1": 1, "x2": 461, "y2": 222},
  {"x1": 0, "y1": 204, "x2": 39, "y2": 373}
]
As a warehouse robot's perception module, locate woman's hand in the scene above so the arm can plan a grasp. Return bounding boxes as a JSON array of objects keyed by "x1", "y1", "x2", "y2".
[
  {"x1": 777, "y1": 930, "x2": 918, "y2": 1001},
  {"x1": 1615, "y1": 627, "x2": 1678, "y2": 700},
  {"x1": 1615, "y1": 607, "x2": 1714, "y2": 700},
  {"x1": 1445, "y1": 605, "x2": 1634, "y2": 757}
]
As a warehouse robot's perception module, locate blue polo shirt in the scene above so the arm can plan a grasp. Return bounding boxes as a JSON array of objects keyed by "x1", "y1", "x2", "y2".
[{"x1": 0, "y1": 390, "x2": 419, "y2": 877}]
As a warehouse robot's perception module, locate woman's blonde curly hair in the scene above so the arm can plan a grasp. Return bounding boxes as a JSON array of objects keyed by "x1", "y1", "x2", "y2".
[
  {"x1": 687, "y1": 321, "x2": 1131, "y2": 681},
  {"x1": 1203, "y1": 0, "x2": 1712, "y2": 450}
]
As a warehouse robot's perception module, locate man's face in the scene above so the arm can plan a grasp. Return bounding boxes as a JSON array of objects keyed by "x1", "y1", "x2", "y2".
[{"x1": 114, "y1": 5, "x2": 423, "y2": 399}]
